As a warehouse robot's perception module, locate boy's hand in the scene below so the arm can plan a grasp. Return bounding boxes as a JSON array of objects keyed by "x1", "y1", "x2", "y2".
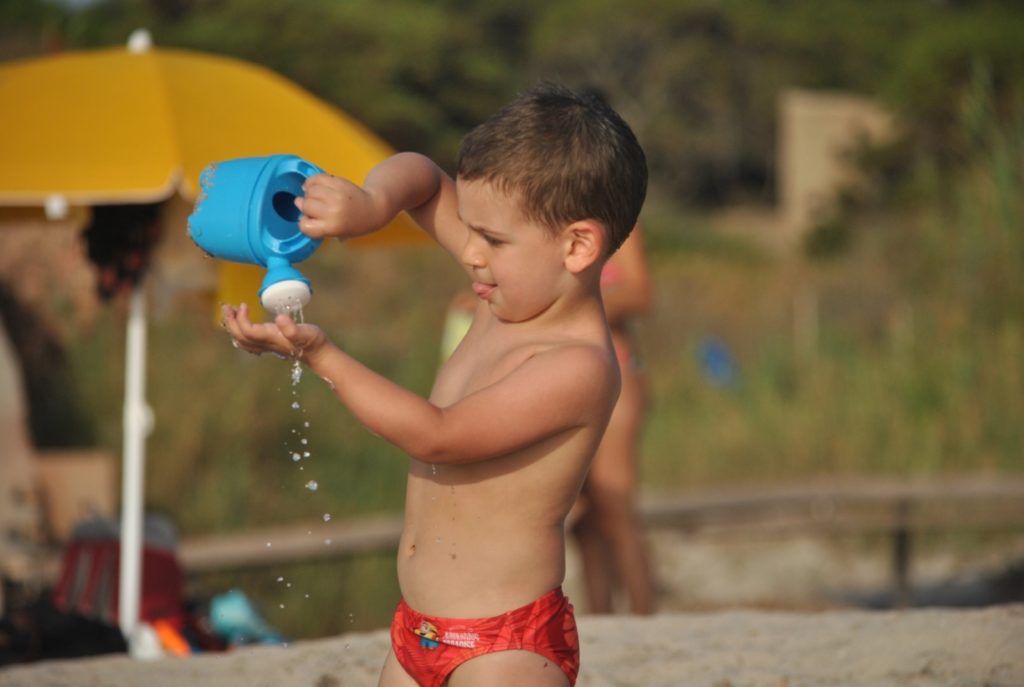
[
  {"x1": 222, "y1": 303, "x2": 328, "y2": 362},
  {"x1": 296, "y1": 173, "x2": 383, "y2": 241}
]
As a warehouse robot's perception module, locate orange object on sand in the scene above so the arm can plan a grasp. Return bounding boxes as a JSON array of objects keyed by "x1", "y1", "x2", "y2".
[{"x1": 153, "y1": 618, "x2": 191, "y2": 657}]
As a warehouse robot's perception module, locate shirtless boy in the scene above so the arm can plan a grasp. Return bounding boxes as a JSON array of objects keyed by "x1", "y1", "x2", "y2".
[{"x1": 223, "y1": 82, "x2": 647, "y2": 686}]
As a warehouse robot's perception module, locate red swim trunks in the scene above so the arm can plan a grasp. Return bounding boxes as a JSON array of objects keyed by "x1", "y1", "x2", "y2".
[{"x1": 390, "y1": 588, "x2": 579, "y2": 687}]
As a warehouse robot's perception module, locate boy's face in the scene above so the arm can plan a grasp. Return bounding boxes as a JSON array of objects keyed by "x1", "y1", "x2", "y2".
[{"x1": 455, "y1": 178, "x2": 568, "y2": 323}]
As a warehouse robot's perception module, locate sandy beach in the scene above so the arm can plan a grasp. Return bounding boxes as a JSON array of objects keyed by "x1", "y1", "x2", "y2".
[{"x1": 1, "y1": 605, "x2": 1021, "y2": 687}]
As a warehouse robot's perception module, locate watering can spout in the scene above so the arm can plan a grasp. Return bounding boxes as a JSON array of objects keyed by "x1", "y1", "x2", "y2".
[
  {"x1": 187, "y1": 154, "x2": 324, "y2": 314},
  {"x1": 260, "y1": 257, "x2": 312, "y2": 313}
]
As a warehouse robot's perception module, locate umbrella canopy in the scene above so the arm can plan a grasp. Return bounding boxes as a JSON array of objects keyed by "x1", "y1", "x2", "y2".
[
  {"x1": 0, "y1": 34, "x2": 427, "y2": 648},
  {"x1": 0, "y1": 35, "x2": 420, "y2": 247}
]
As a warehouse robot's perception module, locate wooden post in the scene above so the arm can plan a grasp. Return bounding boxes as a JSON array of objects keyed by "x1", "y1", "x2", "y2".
[{"x1": 891, "y1": 499, "x2": 912, "y2": 607}]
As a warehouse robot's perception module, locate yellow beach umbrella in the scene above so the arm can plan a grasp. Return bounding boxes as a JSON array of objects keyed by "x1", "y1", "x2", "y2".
[
  {"x1": 0, "y1": 31, "x2": 424, "y2": 647},
  {"x1": 0, "y1": 32, "x2": 418, "y2": 243}
]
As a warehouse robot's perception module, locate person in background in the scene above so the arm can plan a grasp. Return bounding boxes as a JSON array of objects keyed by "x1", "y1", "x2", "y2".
[{"x1": 572, "y1": 224, "x2": 656, "y2": 614}]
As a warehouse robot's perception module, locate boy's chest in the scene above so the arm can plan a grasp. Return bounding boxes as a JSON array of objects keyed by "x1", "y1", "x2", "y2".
[{"x1": 429, "y1": 331, "x2": 543, "y2": 406}]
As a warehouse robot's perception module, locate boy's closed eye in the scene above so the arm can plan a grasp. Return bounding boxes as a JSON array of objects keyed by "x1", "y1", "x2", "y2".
[
  {"x1": 464, "y1": 220, "x2": 506, "y2": 247},
  {"x1": 481, "y1": 233, "x2": 504, "y2": 246}
]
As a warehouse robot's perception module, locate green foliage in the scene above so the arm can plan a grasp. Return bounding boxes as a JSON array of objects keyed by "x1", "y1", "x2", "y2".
[
  {"x1": 883, "y1": 4, "x2": 1024, "y2": 156},
  {"x1": 803, "y1": 216, "x2": 853, "y2": 260},
  {"x1": 6, "y1": 0, "x2": 1024, "y2": 201}
]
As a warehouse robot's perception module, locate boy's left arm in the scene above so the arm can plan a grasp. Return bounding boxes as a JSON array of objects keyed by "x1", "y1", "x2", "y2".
[{"x1": 223, "y1": 305, "x2": 618, "y2": 465}]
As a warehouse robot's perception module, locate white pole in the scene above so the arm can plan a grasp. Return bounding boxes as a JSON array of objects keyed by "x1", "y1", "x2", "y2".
[{"x1": 119, "y1": 284, "x2": 151, "y2": 642}]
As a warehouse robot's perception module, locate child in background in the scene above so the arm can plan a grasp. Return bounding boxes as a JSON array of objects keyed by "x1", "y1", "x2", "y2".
[
  {"x1": 222, "y1": 82, "x2": 647, "y2": 686},
  {"x1": 572, "y1": 225, "x2": 656, "y2": 615}
]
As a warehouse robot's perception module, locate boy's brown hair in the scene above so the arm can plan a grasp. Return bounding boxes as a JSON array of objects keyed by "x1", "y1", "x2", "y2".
[{"x1": 457, "y1": 82, "x2": 647, "y2": 255}]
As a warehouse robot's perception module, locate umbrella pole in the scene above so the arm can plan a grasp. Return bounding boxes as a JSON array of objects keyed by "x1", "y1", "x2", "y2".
[{"x1": 118, "y1": 284, "x2": 151, "y2": 644}]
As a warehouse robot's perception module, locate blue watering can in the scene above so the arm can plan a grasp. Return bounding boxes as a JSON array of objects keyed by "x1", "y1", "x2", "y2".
[{"x1": 187, "y1": 154, "x2": 324, "y2": 314}]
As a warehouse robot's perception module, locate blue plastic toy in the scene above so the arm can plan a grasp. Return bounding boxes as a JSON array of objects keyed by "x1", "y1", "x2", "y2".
[
  {"x1": 209, "y1": 588, "x2": 286, "y2": 647},
  {"x1": 187, "y1": 154, "x2": 324, "y2": 313}
]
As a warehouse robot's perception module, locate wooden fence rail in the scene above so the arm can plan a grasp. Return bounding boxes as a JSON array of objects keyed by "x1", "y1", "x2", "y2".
[
  {"x1": 176, "y1": 474, "x2": 1024, "y2": 604},
  {"x1": 9, "y1": 475, "x2": 1021, "y2": 614}
]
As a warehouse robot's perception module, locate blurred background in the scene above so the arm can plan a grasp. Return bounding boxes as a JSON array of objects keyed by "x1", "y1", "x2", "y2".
[{"x1": 1, "y1": 0, "x2": 1022, "y2": 645}]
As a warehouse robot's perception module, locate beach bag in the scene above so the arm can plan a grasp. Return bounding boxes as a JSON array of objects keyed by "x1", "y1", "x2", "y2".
[{"x1": 51, "y1": 515, "x2": 184, "y2": 626}]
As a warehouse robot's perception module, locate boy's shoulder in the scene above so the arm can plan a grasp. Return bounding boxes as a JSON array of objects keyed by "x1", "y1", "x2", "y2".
[
  {"x1": 491, "y1": 318, "x2": 618, "y2": 398},
  {"x1": 435, "y1": 309, "x2": 617, "y2": 409}
]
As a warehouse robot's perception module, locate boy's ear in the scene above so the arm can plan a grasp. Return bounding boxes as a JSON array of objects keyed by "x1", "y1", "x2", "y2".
[{"x1": 563, "y1": 219, "x2": 605, "y2": 274}]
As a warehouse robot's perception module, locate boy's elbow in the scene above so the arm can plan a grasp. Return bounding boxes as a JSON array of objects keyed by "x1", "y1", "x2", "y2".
[
  {"x1": 409, "y1": 431, "x2": 468, "y2": 465},
  {"x1": 400, "y1": 409, "x2": 458, "y2": 464}
]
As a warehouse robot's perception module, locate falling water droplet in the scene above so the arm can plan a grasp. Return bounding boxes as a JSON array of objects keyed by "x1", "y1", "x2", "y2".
[
  {"x1": 305, "y1": 480, "x2": 318, "y2": 491},
  {"x1": 291, "y1": 401, "x2": 300, "y2": 410},
  {"x1": 277, "y1": 576, "x2": 284, "y2": 582},
  {"x1": 291, "y1": 452, "x2": 302, "y2": 462},
  {"x1": 323, "y1": 513, "x2": 331, "y2": 522},
  {"x1": 300, "y1": 438, "x2": 308, "y2": 445}
]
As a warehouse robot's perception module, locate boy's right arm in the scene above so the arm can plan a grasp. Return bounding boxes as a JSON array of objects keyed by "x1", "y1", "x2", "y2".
[{"x1": 297, "y1": 152, "x2": 467, "y2": 257}]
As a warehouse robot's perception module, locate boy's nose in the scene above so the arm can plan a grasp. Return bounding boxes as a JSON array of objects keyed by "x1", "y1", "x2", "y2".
[{"x1": 461, "y1": 236, "x2": 486, "y2": 268}]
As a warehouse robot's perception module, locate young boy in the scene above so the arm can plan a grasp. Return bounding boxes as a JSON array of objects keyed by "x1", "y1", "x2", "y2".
[{"x1": 222, "y1": 82, "x2": 647, "y2": 686}]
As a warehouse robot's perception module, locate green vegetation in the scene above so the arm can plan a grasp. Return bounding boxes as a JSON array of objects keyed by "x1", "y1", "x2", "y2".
[{"x1": 3, "y1": 0, "x2": 1022, "y2": 637}]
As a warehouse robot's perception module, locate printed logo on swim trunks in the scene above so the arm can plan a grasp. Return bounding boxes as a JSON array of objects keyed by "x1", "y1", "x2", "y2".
[
  {"x1": 413, "y1": 620, "x2": 440, "y2": 649},
  {"x1": 441, "y1": 630, "x2": 479, "y2": 649}
]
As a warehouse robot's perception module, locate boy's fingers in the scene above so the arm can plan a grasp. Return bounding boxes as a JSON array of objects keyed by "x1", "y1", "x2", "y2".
[
  {"x1": 299, "y1": 216, "x2": 327, "y2": 237},
  {"x1": 228, "y1": 304, "x2": 266, "y2": 342},
  {"x1": 276, "y1": 312, "x2": 297, "y2": 335},
  {"x1": 298, "y1": 196, "x2": 326, "y2": 218},
  {"x1": 302, "y1": 174, "x2": 338, "y2": 196}
]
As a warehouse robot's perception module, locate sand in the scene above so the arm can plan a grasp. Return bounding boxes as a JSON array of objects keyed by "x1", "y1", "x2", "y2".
[{"x1": 1, "y1": 605, "x2": 1021, "y2": 687}]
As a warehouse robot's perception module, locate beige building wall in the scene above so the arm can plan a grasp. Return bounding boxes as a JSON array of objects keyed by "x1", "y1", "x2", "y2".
[{"x1": 778, "y1": 89, "x2": 894, "y2": 240}]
